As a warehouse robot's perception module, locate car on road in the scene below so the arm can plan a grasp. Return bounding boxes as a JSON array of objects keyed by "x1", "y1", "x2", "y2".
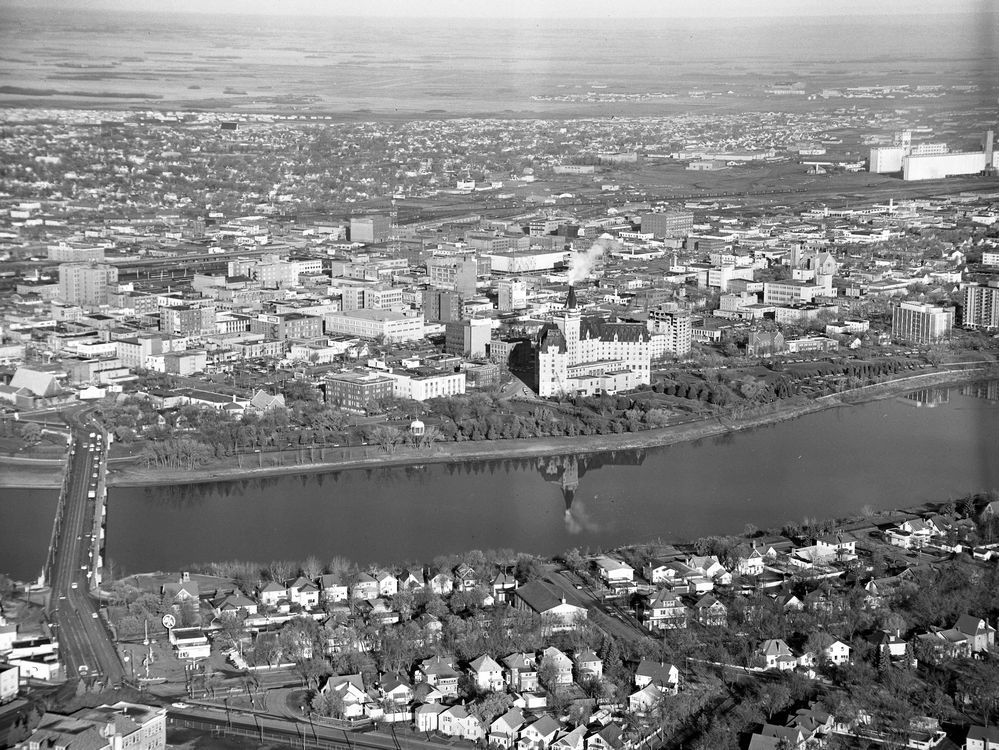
[
  {"x1": 171, "y1": 703, "x2": 190, "y2": 709},
  {"x1": 71, "y1": 582, "x2": 78, "y2": 589},
  {"x1": 91, "y1": 612, "x2": 98, "y2": 619},
  {"x1": 59, "y1": 595, "x2": 66, "y2": 600}
]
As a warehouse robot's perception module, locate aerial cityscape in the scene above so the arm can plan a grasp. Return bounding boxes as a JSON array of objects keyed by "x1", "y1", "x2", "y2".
[{"x1": 0, "y1": 2, "x2": 997, "y2": 750}]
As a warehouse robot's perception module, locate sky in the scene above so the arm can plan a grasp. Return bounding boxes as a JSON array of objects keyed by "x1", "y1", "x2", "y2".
[{"x1": 1, "y1": 0, "x2": 996, "y2": 18}]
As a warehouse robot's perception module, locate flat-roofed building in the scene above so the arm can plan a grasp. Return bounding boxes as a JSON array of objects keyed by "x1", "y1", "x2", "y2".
[
  {"x1": 58, "y1": 263, "x2": 118, "y2": 307},
  {"x1": 322, "y1": 371, "x2": 395, "y2": 412},
  {"x1": 963, "y1": 281, "x2": 999, "y2": 330},
  {"x1": 891, "y1": 301, "x2": 955, "y2": 344},
  {"x1": 640, "y1": 211, "x2": 694, "y2": 240},
  {"x1": 324, "y1": 309, "x2": 425, "y2": 343}
]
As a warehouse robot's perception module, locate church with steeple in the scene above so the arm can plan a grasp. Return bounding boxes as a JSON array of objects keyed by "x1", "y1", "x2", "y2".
[{"x1": 536, "y1": 285, "x2": 652, "y2": 397}]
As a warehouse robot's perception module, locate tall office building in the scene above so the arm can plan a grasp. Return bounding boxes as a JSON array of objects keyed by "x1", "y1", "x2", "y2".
[
  {"x1": 891, "y1": 301, "x2": 955, "y2": 344},
  {"x1": 58, "y1": 263, "x2": 118, "y2": 307},
  {"x1": 963, "y1": 281, "x2": 999, "y2": 330},
  {"x1": 350, "y1": 215, "x2": 391, "y2": 244},
  {"x1": 424, "y1": 289, "x2": 463, "y2": 322},
  {"x1": 426, "y1": 255, "x2": 478, "y2": 297},
  {"x1": 498, "y1": 278, "x2": 528, "y2": 311}
]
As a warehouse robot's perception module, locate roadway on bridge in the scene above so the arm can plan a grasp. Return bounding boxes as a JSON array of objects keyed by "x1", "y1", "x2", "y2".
[{"x1": 47, "y1": 423, "x2": 124, "y2": 683}]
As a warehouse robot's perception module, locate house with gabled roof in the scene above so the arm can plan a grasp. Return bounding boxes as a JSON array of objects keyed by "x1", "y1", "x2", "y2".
[
  {"x1": 512, "y1": 582, "x2": 586, "y2": 633},
  {"x1": 318, "y1": 574, "x2": 349, "y2": 603},
  {"x1": 803, "y1": 632, "x2": 850, "y2": 666},
  {"x1": 425, "y1": 569, "x2": 454, "y2": 596},
  {"x1": 415, "y1": 655, "x2": 460, "y2": 696},
  {"x1": 642, "y1": 589, "x2": 688, "y2": 631},
  {"x1": 955, "y1": 614, "x2": 997, "y2": 653},
  {"x1": 633, "y1": 660, "x2": 678, "y2": 693},
  {"x1": 492, "y1": 570, "x2": 519, "y2": 602},
  {"x1": 760, "y1": 639, "x2": 796, "y2": 671},
  {"x1": 490, "y1": 707, "x2": 526, "y2": 749},
  {"x1": 964, "y1": 724, "x2": 999, "y2": 750},
  {"x1": 573, "y1": 650, "x2": 603, "y2": 681},
  {"x1": 352, "y1": 572, "x2": 379, "y2": 601},
  {"x1": 540, "y1": 646, "x2": 574, "y2": 686},
  {"x1": 397, "y1": 569, "x2": 424, "y2": 591},
  {"x1": 439, "y1": 704, "x2": 485, "y2": 741},
  {"x1": 162, "y1": 577, "x2": 200, "y2": 603},
  {"x1": 286, "y1": 576, "x2": 320, "y2": 609},
  {"x1": 552, "y1": 725, "x2": 588, "y2": 750},
  {"x1": 468, "y1": 654, "x2": 505, "y2": 692},
  {"x1": 320, "y1": 673, "x2": 369, "y2": 718},
  {"x1": 248, "y1": 389, "x2": 285, "y2": 413},
  {"x1": 518, "y1": 715, "x2": 561, "y2": 750},
  {"x1": 414, "y1": 702, "x2": 446, "y2": 732},
  {"x1": 629, "y1": 683, "x2": 667, "y2": 716},
  {"x1": 454, "y1": 563, "x2": 478, "y2": 592},
  {"x1": 258, "y1": 581, "x2": 286, "y2": 608},
  {"x1": 735, "y1": 545, "x2": 766, "y2": 577},
  {"x1": 686, "y1": 555, "x2": 731, "y2": 585},
  {"x1": 503, "y1": 652, "x2": 538, "y2": 693},
  {"x1": 212, "y1": 593, "x2": 258, "y2": 618},
  {"x1": 586, "y1": 722, "x2": 626, "y2": 750},
  {"x1": 693, "y1": 594, "x2": 727, "y2": 626}
]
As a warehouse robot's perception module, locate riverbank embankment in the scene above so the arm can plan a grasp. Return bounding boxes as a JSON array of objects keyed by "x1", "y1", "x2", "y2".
[{"x1": 0, "y1": 364, "x2": 993, "y2": 490}]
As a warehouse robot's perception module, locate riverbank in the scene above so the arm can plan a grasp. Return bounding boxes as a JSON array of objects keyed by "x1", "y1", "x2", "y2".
[
  {"x1": 0, "y1": 364, "x2": 993, "y2": 491},
  {"x1": 103, "y1": 363, "x2": 995, "y2": 489}
]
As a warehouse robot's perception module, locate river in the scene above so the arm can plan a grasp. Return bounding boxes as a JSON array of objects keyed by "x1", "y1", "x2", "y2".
[{"x1": 0, "y1": 384, "x2": 996, "y2": 581}]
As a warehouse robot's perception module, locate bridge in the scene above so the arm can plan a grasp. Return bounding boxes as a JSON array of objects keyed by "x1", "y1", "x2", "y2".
[{"x1": 44, "y1": 415, "x2": 124, "y2": 683}]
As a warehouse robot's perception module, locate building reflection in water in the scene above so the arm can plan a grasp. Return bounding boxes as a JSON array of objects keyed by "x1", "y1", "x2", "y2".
[
  {"x1": 536, "y1": 450, "x2": 646, "y2": 533},
  {"x1": 898, "y1": 387, "x2": 951, "y2": 408},
  {"x1": 960, "y1": 381, "x2": 999, "y2": 402}
]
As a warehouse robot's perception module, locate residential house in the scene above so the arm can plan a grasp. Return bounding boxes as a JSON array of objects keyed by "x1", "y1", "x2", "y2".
[
  {"x1": 814, "y1": 534, "x2": 857, "y2": 561},
  {"x1": 573, "y1": 650, "x2": 603, "y2": 682},
  {"x1": 375, "y1": 571, "x2": 398, "y2": 598},
  {"x1": 468, "y1": 654, "x2": 505, "y2": 692},
  {"x1": 594, "y1": 556, "x2": 635, "y2": 586},
  {"x1": 869, "y1": 630, "x2": 908, "y2": 659},
  {"x1": 417, "y1": 613, "x2": 442, "y2": 644},
  {"x1": 358, "y1": 598, "x2": 400, "y2": 626},
  {"x1": 512, "y1": 581, "x2": 587, "y2": 633},
  {"x1": 748, "y1": 724, "x2": 806, "y2": 750},
  {"x1": 586, "y1": 722, "x2": 626, "y2": 750},
  {"x1": 426, "y1": 569, "x2": 454, "y2": 596},
  {"x1": 416, "y1": 655, "x2": 460, "y2": 697},
  {"x1": 633, "y1": 660, "x2": 679, "y2": 693},
  {"x1": 885, "y1": 519, "x2": 939, "y2": 550},
  {"x1": 503, "y1": 652, "x2": 539, "y2": 693},
  {"x1": 629, "y1": 684, "x2": 667, "y2": 715},
  {"x1": 642, "y1": 559, "x2": 676, "y2": 585},
  {"x1": 286, "y1": 577, "x2": 320, "y2": 609},
  {"x1": 760, "y1": 639, "x2": 796, "y2": 671},
  {"x1": 965, "y1": 725, "x2": 999, "y2": 750},
  {"x1": 693, "y1": 594, "x2": 727, "y2": 626},
  {"x1": 805, "y1": 632, "x2": 851, "y2": 666},
  {"x1": 398, "y1": 569, "x2": 424, "y2": 591},
  {"x1": 320, "y1": 674, "x2": 369, "y2": 718},
  {"x1": 735, "y1": 545, "x2": 766, "y2": 577},
  {"x1": 552, "y1": 726, "x2": 588, "y2": 750},
  {"x1": 454, "y1": 564, "x2": 478, "y2": 592},
  {"x1": 352, "y1": 573, "x2": 379, "y2": 601},
  {"x1": 788, "y1": 702, "x2": 835, "y2": 738},
  {"x1": 162, "y1": 577, "x2": 199, "y2": 604},
  {"x1": 518, "y1": 715, "x2": 561, "y2": 750},
  {"x1": 492, "y1": 570, "x2": 519, "y2": 602},
  {"x1": 318, "y1": 574, "x2": 349, "y2": 603},
  {"x1": 489, "y1": 708, "x2": 526, "y2": 749},
  {"x1": 642, "y1": 589, "x2": 688, "y2": 630},
  {"x1": 540, "y1": 647, "x2": 574, "y2": 686},
  {"x1": 663, "y1": 561, "x2": 713, "y2": 593},
  {"x1": 258, "y1": 581, "x2": 286, "y2": 608},
  {"x1": 414, "y1": 703, "x2": 446, "y2": 732},
  {"x1": 438, "y1": 704, "x2": 485, "y2": 741},
  {"x1": 378, "y1": 676, "x2": 414, "y2": 708},
  {"x1": 686, "y1": 555, "x2": 732, "y2": 585},
  {"x1": 955, "y1": 614, "x2": 997, "y2": 653},
  {"x1": 781, "y1": 594, "x2": 804, "y2": 612},
  {"x1": 212, "y1": 593, "x2": 258, "y2": 619}
]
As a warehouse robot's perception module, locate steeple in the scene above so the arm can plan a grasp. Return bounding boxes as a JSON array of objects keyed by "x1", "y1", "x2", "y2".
[{"x1": 566, "y1": 284, "x2": 577, "y2": 309}]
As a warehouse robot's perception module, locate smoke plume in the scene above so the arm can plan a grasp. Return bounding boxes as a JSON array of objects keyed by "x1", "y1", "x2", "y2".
[{"x1": 567, "y1": 233, "x2": 617, "y2": 285}]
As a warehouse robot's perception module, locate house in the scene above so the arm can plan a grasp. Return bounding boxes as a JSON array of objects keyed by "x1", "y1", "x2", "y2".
[
  {"x1": 594, "y1": 556, "x2": 634, "y2": 585},
  {"x1": 425, "y1": 569, "x2": 454, "y2": 596},
  {"x1": 781, "y1": 594, "x2": 804, "y2": 612},
  {"x1": 375, "y1": 570, "x2": 398, "y2": 598},
  {"x1": 806, "y1": 632, "x2": 851, "y2": 666},
  {"x1": 915, "y1": 629, "x2": 969, "y2": 661},
  {"x1": 378, "y1": 675, "x2": 414, "y2": 708},
  {"x1": 286, "y1": 577, "x2": 320, "y2": 609},
  {"x1": 320, "y1": 674, "x2": 369, "y2": 718},
  {"x1": 352, "y1": 573, "x2": 379, "y2": 600},
  {"x1": 468, "y1": 654, "x2": 505, "y2": 692},
  {"x1": 686, "y1": 555, "x2": 732, "y2": 585},
  {"x1": 868, "y1": 630, "x2": 908, "y2": 659},
  {"x1": 454, "y1": 563, "x2": 478, "y2": 592},
  {"x1": 162, "y1": 577, "x2": 199, "y2": 603},
  {"x1": 629, "y1": 684, "x2": 667, "y2": 715},
  {"x1": 642, "y1": 559, "x2": 676, "y2": 585},
  {"x1": 633, "y1": 660, "x2": 679, "y2": 693},
  {"x1": 413, "y1": 682, "x2": 445, "y2": 706},
  {"x1": 318, "y1": 574, "x2": 349, "y2": 603},
  {"x1": 213, "y1": 593, "x2": 258, "y2": 618},
  {"x1": 417, "y1": 613, "x2": 442, "y2": 644},
  {"x1": 492, "y1": 570, "x2": 519, "y2": 602},
  {"x1": 489, "y1": 707, "x2": 526, "y2": 749},
  {"x1": 814, "y1": 534, "x2": 857, "y2": 561},
  {"x1": 1, "y1": 664, "x2": 19, "y2": 704},
  {"x1": 955, "y1": 614, "x2": 997, "y2": 653},
  {"x1": 760, "y1": 639, "x2": 796, "y2": 671},
  {"x1": 358, "y1": 598, "x2": 400, "y2": 626},
  {"x1": 258, "y1": 581, "x2": 286, "y2": 607},
  {"x1": 552, "y1": 726, "x2": 588, "y2": 750},
  {"x1": 398, "y1": 569, "x2": 424, "y2": 591},
  {"x1": 416, "y1": 655, "x2": 460, "y2": 696},
  {"x1": 788, "y1": 702, "x2": 835, "y2": 737},
  {"x1": 748, "y1": 724, "x2": 806, "y2": 750},
  {"x1": 512, "y1": 581, "x2": 587, "y2": 633},
  {"x1": 885, "y1": 519, "x2": 938, "y2": 550},
  {"x1": 414, "y1": 702, "x2": 446, "y2": 732},
  {"x1": 169, "y1": 627, "x2": 210, "y2": 660},
  {"x1": 573, "y1": 650, "x2": 603, "y2": 681},
  {"x1": 642, "y1": 589, "x2": 688, "y2": 630},
  {"x1": 735, "y1": 545, "x2": 766, "y2": 576},
  {"x1": 693, "y1": 594, "x2": 727, "y2": 626},
  {"x1": 438, "y1": 704, "x2": 485, "y2": 741},
  {"x1": 965, "y1": 725, "x2": 999, "y2": 750},
  {"x1": 518, "y1": 715, "x2": 561, "y2": 750},
  {"x1": 586, "y1": 722, "x2": 626, "y2": 750},
  {"x1": 503, "y1": 652, "x2": 539, "y2": 692},
  {"x1": 663, "y1": 561, "x2": 713, "y2": 593},
  {"x1": 540, "y1": 647, "x2": 574, "y2": 686}
]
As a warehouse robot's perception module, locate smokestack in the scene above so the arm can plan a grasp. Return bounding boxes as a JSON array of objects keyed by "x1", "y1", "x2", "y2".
[{"x1": 566, "y1": 284, "x2": 577, "y2": 309}]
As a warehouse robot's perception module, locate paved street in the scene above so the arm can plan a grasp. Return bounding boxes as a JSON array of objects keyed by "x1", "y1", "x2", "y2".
[{"x1": 47, "y1": 420, "x2": 124, "y2": 684}]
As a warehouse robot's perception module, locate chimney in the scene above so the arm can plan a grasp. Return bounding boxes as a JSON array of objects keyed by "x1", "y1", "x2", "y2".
[{"x1": 566, "y1": 284, "x2": 577, "y2": 310}]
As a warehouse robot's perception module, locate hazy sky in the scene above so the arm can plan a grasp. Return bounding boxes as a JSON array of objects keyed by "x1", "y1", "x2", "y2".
[{"x1": 2, "y1": 0, "x2": 996, "y2": 17}]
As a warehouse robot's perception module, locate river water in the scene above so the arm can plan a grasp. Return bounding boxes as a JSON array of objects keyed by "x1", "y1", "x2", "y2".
[{"x1": 0, "y1": 384, "x2": 996, "y2": 580}]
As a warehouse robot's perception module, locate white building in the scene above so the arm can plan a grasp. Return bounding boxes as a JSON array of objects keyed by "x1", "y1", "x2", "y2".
[
  {"x1": 385, "y1": 369, "x2": 466, "y2": 401},
  {"x1": 324, "y1": 309, "x2": 425, "y2": 343}
]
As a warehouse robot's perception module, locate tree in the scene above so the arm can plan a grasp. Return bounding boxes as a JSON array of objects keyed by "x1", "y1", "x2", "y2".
[
  {"x1": 19, "y1": 422, "x2": 42, "y2": 444},
  {"x1": 301, "y1": 556, "x2": 323, "y2": 579},
  {"x1": 311, "y1": 689, "x2": 344, "y2": 718},
  {"x1": 294, "y1": 656, "x2": 330, "y2": 690},
  {"x1": 371, "y1": 425, "x2": 402, "y2": 453}
]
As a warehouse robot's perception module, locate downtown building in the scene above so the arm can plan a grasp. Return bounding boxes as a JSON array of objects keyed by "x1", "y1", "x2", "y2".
[
  {"x1": 57, "y1": 263, "x2": 118, "y2": 307},
  {"x1": 536, "y1": 287, "x2": 651, "y2": 397},
  {"x1": 963, "y1": 281, "x2": 999, "y2": 330},
  {"x1": 891, "y1": 301, "x2": 955, "y2": 344}
]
